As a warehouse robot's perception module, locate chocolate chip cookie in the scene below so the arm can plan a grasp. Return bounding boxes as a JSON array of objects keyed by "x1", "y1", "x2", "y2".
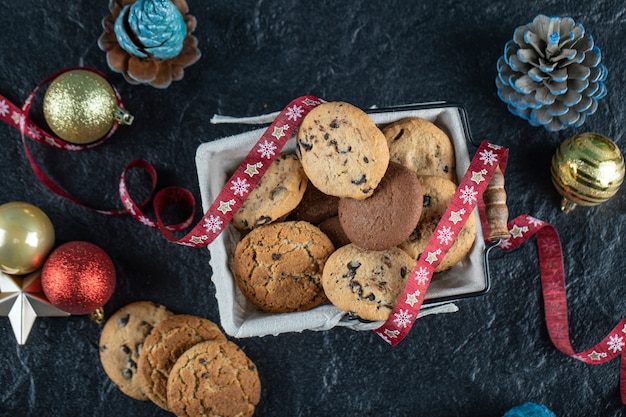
[
  {"x1": 233, "y1": 220, "x2": 335, "y2": 313},
  {"x1": 382, "y1": 117, "x2": 456, "y2": 182},
  {"x1": 98, "y1": 301, "x2": 173, "y2": 401},
  {"x1": 296, "y1": 101, "x2": 389, "y2": 200},
  {"x1": 167, "y1": 340, "x2": 261, "y2": 417},
  {"x1": 232, "y1": 152, "x2": 308, "y2": 230},
  {"x1": 399, "y1": 175, "x2": 476, "y2": 272},
  {"x1": 322, "y1": 244, "x2": 416, "y2": 321},
  {"x1": 136, "y1": 314, "x2": 227, "y2": 411}
]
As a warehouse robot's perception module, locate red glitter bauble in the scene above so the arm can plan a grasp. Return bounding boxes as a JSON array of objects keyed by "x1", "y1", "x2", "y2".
[{"x1": 41, "y1": 241, "x2": 116, "y2": 315}]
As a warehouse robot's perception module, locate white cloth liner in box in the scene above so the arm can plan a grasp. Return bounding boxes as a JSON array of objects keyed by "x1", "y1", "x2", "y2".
[{"x1": 195, "y1": 104, "x2": 486, "y2": 338}]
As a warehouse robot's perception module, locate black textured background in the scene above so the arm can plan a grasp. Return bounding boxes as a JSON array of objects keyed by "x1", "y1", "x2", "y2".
[{"x1": 1, "y1": 1, "x2": 625, "y2": 416}]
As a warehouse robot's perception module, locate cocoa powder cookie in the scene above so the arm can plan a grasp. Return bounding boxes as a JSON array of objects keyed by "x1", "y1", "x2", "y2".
[
  {"x1": 98, "y1": 301, "x2": 173, "y2": 401},
  {"x1": 338, "y1": 162, "x2": 423, "y2": 251},
  {"x1": 399, "y1": 175, "x2": 476, "y2": 272},
  {"x1": 136, "y1": 314, "x2": 227, "y2": 411},
  {"x1": 318, "y1": 216, "x2": 351, "y2": 248},
  {"x1": 288, "y1": 183, "x2": 340, "y2": 225},
  {"x1": 382, "y1": 117, "x2": 456, "y2": 182},
  {"x1": 322, "y1": 244, "x2": 415, "y2": 321},
  {"x1": 296, "y1": 101, "x2": 389, "y2": 200},
  {"x1": 167, "y1": 340, "x2": 261, "y2": 417},
  {"x1": 233, "y1": 152, "x2": 308, "y2": 230},
  {"x1": 233, "y1": 220, "x2": 335, "y2": 313}
]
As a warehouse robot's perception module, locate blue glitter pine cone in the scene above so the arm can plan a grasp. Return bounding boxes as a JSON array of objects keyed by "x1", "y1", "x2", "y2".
[
  {"x1": 496, "y1": 14, "x2": 608, "y2": 132},
  {"x1": 114, "y1": 0, "x2": 187, "y2": 60}
]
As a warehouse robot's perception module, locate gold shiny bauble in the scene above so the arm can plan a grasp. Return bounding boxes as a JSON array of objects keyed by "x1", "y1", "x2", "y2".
[
  {"x1": 551, "y1": 132, "x2": 625, "y2": 213},
  {"x1": 43, "y1": 69, "x2": 119, "y2": 145},
  {"x1": 0, "y1": 202, "x2": 55, "y2": 275}
]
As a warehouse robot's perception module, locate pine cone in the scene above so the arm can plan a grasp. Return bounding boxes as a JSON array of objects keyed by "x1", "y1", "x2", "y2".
[
  {"x1": 98, "y1": 0, "x2": 201, "y2": 89},
  {"x1": 496, "y1": 14, "x2": 608, "y2": 132},
  {"x1": 115, "y1": 0, "x2": 186, "y2": 60}
]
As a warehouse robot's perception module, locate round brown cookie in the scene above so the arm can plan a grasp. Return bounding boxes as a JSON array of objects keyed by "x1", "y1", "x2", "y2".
[
  {"x1": 232, "y1": 152, "x2": 308, "y2": 230},
  {"x1": 318, "y1": 216, "x2": 351, "y2": 248},
  {"x1": 233, "y1": 220, "x2": 335, "y2": 313},
  {"x1": 136, "y1": 314, "x2": 227, "y2": 411},
  {"x1": 382, "y1": 117, "x2": 456, "y2": 182},
  {"x1": 322, "y1": 244, "x2": 415, "y2": 321},
  {"x1": 399, "y1": 175, "x2": 477, "y2": 272},
  {"x1": 288, "y1": 183, "x2": 339, "y2": 225},
  {"x1": 296, "y1": 101, "x2": 389, "y2": 200},
  {"x1": 167, "y1": 340, "x2": 261, "y2": 417},
  {"x1": 98, "y1": 301, "x2": 173, "y2": 401},
  {"x1": 338, "y1": 161, "x2": 423, "y2": 251}
]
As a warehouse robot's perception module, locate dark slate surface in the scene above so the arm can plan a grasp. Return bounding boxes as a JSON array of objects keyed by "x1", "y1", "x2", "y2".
[{"x1": 0, "y1": 1, "x2": 625, "y2": 416}]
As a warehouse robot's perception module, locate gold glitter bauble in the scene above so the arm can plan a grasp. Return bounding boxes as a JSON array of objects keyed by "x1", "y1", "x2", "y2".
[
  {"x1": 0, "y1": 202, "x2": 55, "y2": 275},
  {"x1": 551, "y1": 132, "x2": 625, "y2": 213},
  {"x1": 43, "y1": 69, "x2": 119, "y2": 144}
]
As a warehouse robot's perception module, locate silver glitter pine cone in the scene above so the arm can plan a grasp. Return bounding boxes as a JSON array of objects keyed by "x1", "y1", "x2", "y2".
[{"x1": 496, "y1": 14, "x2": 608, "y2": 132}]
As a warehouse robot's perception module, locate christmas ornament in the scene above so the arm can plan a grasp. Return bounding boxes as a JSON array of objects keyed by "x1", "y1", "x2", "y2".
[
  {"x1": 503, "y1": 402, "x2": 556, "y2": 417},
  {"x1": 0, "y1": 270, "x2": 69, "y2": 345},
  {"x1": 551, "y1": 132, "x2": 625, "y2": 213},
  {"x1": 42, "y1": 69, "x2": 134, "y2": 145},
  {"x1": 0, "y1": 202, "x2": 55, "y2": 275},
  {"x1": 496, "y1": 14, "x2": 608, "y2": 131},
  {"x1": 41, "y1": 241, "x2": 116, "y2": 317},
  {"x1": 98, "y1": 0, "x2": 201, "y2": 88},
  {"x1": 115, "y1": 0, "x2": 187, "y2": 59}
]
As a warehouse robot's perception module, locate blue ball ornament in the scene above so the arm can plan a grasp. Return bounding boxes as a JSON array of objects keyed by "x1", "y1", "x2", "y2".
[{"x1": 503, "y1": 402, "x2": 556, "y2": 417}]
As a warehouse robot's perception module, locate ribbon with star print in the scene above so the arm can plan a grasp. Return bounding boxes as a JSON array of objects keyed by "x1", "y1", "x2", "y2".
[
  {"x1": 497, "y1": 214, "x2": 626, "y2": 404},
  {"x1": 0, "y1": 70, "x2": 323, "y2": 246},
  {"x1": 375, "y1": 140, "x2": 509, "y2": 345},
  {"x1": 1, "y1": 66, "x2": 158, "y2": 217},
  {"x1": 123, "y1": 95, "x2": 324, "y2": 246}
]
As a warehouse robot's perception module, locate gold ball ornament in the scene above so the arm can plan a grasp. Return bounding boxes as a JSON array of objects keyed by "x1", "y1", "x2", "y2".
[
  {"x1": 0, "y1": 202, "x2": 55, "y2": 275},
  {"x1": 42, "y1": 69, "x2": 133, "y2": 145},
  {"x1": 551, "y1": 132, "x2": 625, "y2": 213}
]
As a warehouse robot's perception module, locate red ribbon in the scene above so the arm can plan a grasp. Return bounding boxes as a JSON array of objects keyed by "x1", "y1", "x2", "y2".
[
  {"x1": 4, "y1": 76, "x2": 624, "y2": 402},
  {"x1": 375, "y1": 141, "x2": 509, "y2": 345},
  {"x1": 0, "y1": 67, "x2": 323, "y2": 246},
  {"x1": 498, "y1": 214, "x2": 626, "y2": 404}
]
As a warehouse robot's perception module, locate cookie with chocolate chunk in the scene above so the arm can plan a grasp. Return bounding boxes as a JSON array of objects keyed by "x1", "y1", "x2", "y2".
[
  {"x1": 167, "y1": 340, "x2": 261, "y2": 417},
  {"x1": 399, "y1": 175, "x2": 476, "y2": 272},
  {"x1": 136, "y1": 314, "x2": 227, "y2": 411},
  {"x1": 98, "y1": 301, "x2": 173, "y2": 401},
  {"x1": 232, "y1": 152, "x2": 308, "y2": 230},
  {"x1": 382, "y1": 117, "x2": 456, "y2": 182},
  {"x1": 296, "y1": 101, "x2": 389, "y2": 200},
  {"x1": 233, "y1": 221, "x2": 335, "y2": 313},
  {"x1": 322, "y1": 244, "x2": 415, "y2": 321}
]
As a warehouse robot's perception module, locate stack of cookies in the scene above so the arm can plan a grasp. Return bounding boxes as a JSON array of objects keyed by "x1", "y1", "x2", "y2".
[
  {"x1": 98, "y1": 301, "x2": 261, "y2": 417},
  {"x1": 230, "y1": 101, "x2": 476, "y2": 323}
]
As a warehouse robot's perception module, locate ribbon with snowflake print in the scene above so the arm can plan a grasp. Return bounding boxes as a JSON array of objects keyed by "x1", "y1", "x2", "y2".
[
  {"x1": 0, "y1": 70, "x2": 324, "y2": 246},
  {"x1": 1, "y1": 67, "x2": 164, "y2": 219},
  {"x1": 375, "y1": 140, "x2": 509, "y2": 345},
  {"x1": 133, "y1": 95, "x2": 324, "y2": 246},
  {"x1": 498, "y1": 214, "x2": 626, "y2": 404}
]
